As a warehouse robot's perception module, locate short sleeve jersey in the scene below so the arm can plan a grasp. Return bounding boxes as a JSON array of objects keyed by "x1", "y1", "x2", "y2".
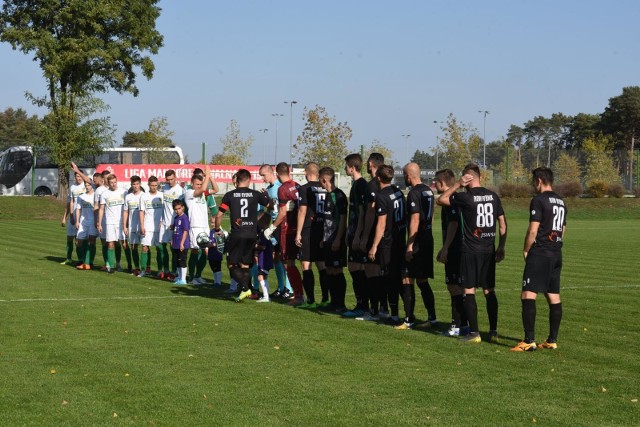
[
  {"x1": 219, "y1": 188, "x2": 270, "y2": 235},
  {"x1": 100, "y1": 188, "x2": 126, "y2": 226},
  {"x1": 323, "y1": 188, "x2": 348, "y2": 243},
  {"x1": 299, "y1": 181, "x2": 326, "y2": 229},
  {"x1": 260, "y1": 180, "x2": 281, "y2": 221},
  {"x1": 450, "y1": 187, "x2": 504, "y2": 254},
  {"x1": 277, "y1": 180, "x2": 300, "y2": 233},
  {"x1": 184, "y1": 188, "x2": 209, "y2": 228},
  {"x1": 407, "y1": 183, "x2": 435, "y2": 244},
  {"x1": 68, "y1": 182, "x2": 86, "y2": 211},
  {"x1": 94, "y1": 185, "x2": 107, "y2": 207},
  {"x1": 440, "y1": 205, "x2": 462, "y2": 254},
  {"x1": 124, "y1": 192, "x2": 142, "y2": 232},
  {"x1": 76, "y1": 192, "x2": 96, "y2": 228},
  {"x1": 171, "y1": 213, "x2": 190, "y2": 249},
  {"x1": 375, "y1": 185, "x2": 407, "y2": 249},
  {"x1": 140, "y1": 191, "x2": 164, "y2": 232},
  {"x1": 529, "y1": 191, "x2": 567, "y2": 256},
  {"x1": 348, "y1": 177, "x2": 367, "y2": 238},
  {"x1": 161, "y1": 183, "x2": 184, "y2": 226}
]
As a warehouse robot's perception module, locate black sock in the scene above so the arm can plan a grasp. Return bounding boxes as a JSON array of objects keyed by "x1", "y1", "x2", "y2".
[
  {"x1": 548, "y1": 303, "x2": 562, "y2": 342},
  {"x1": 464, "y1": 294, "x2": 479, "y2": 333},
  {"x1": 450, "y1": 294, "x2": 464, "y2": 327},
  {"x1": 318, "y1": 269, "x2": 329, "y2": 302},
  {"x1": 240, "y1": 268, "x2": 251, "y2": 292},
  {"x1": 368, "y1": 275, "x2": 380, "y2": 314},
  {"x1": 522, "y1": 299, "x2": 536, "y2": 343},
  {"x1": 302, "y1": 269, "x2": 315, "y2": 303},
  {"x1": 354, "y1": 270, "x2": 369, "y2": 310},
  {"x1": 378, "y1": 276, "x2": 389, "y2": 313},
  {"x1": 485, "y1": 291, "x2": 498, "y2": 331},
  {"x1": 400, "y1": 284, "x2": 415, "y2": 323},
  {"x1": 335, "y1": 272, "x2": 347, "y2": 308},
  {"x1": 229, "y1": 266, "x2": 243, "y2": 288},
  {"x1": 417, "y1": 280, "x2": 436, "y2": 320},
  {"x1": 385, "y1": 275, "x2": 400, "y2": 317}
]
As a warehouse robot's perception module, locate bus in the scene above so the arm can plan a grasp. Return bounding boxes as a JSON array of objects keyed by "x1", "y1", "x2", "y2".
[{"x1": 0, "y1": 145, "x2": 185, "y2": 196}]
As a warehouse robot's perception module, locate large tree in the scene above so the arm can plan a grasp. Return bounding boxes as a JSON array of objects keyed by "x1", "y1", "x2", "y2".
[
  {"x1": 364, "y1": 139, "x2": 393, "y2": 166},
  {"x1": 294, "y1": 105, "x2": 351, "y2": 172},
  {"x1": 0, "y1": 107, "x2": 41, "y2": 151},
  {"x1": 0, "y1": 0, "x2": 163, "y2": 198},
  {"x1": 122, "y1": 116, "x2": 175, "y2": 163},
  {"x1": 210, "y1": 119, "x2": 253, "y2": 165},
  {"x1": 435, "y1": 113, "x2": 481, "y2": 173}
]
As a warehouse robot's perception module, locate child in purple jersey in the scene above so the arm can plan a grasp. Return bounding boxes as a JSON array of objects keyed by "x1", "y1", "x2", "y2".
[
  {"x1": 170, "y1": 199, "x2": 190, "y2": 285},
  {"x1": 255, "y1": 214, "x2": 275, "y2": 302}
]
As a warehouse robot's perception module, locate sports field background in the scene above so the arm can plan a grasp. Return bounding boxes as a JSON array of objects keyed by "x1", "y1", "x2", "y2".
[{"x1": 1, "y1": 197, "x2": 639, "y2": 425}]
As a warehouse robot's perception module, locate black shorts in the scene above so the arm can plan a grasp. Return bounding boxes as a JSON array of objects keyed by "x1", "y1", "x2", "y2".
[
  {"x1": 522, "y1": 252, "x2": 562, "y2": 294},
  {"x1": 299, "y1": 223, "x2": 324, "y2": 262},
  {"x1": 377, "y1": 246, "x2": 403, "y2": 276},
  {"x1": 226, "y1": 233, "x2": 257, "y2": 266},
  {"x1": 444, "y1": 248, "x2": 461, "y2": 285},
  {"x1": 460, "y1": 251, "x2": 495, "y2": 289},
  {"x1": 323, "y1": 240, "x2": 347, "y2": 268},
  {"x1": 347, "y1": 235, "x2": 368, "y2": 264},
  {"x1": 404, "y1": 236, "x2": 434, "y2": 280}
]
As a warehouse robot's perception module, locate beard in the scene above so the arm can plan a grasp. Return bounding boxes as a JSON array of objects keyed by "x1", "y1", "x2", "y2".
[{"x1": 404, "y1": 179, "x2": 411, "y2": 188}]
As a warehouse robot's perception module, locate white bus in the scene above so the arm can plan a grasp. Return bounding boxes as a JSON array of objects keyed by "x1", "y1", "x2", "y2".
[{"x1": 0, "y1": 145, "x2": 185, "y2": 196}]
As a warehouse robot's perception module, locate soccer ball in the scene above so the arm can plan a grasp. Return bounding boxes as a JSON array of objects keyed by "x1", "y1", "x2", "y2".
[{"x1": 196, "y1": 232, "x2": 210, "y2": 248}]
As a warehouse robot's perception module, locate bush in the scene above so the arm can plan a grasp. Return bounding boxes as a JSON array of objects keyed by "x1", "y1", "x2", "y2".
[
  {"x1": 635, "y1": 187, "x2": 640, "y2": 198},
  {"x1": 607, "y1": 183, "x2": 626, "y2": 198},
  {"x1": 587, "y1": 180, "x2": 608, "y2": 198},
  {"x1": 499, "y1": 182, "x2": 531, "y2": 198},
  {"x1": 555, "y1": 181, "x2": 583, "y2": 198}
]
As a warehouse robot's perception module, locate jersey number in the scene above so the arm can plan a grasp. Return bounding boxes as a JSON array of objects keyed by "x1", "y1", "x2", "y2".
[
  {"x1": 240, "y1": 199, "x2": 249, "y2": 218},
  {"x1": 552, "y1": 206, "x2": 565, "y2": 232},
  {"x1": 476, "y1": 203, "x2": 494, "y2": 227},
  {"x1": 316, "y1": 193, "x2": 326, "y2": 214},
  {"x1": 393, "y1": 199, "x2": 404, "y2": 223}
]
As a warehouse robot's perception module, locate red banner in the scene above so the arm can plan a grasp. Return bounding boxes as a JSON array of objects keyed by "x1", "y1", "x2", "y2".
[{"x1": 96, "y1": 164, "x2": 265, "y2": 184}]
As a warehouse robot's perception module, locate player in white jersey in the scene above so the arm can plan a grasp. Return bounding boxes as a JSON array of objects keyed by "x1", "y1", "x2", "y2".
[
  {"x1": 74, "y1": 180, "x2": 98, "y2": 270},
  {"x1": 93, "y1": 170, "x2": 111, "y2": 269},
  {"x1": 61, "y1": 171, "x2": 86, "y2": 265},
  {"x1": 139, "y1": 176, "x2": 164, "y2": 278},
  {"x1": 158, "y1": 169, "x2": 184, "y2": 280},
  {"x1": 98, "y1": 174, "x2": 126, "y2": 274},
  {"x1": 184, "y1": 167, "x2": 215, "y2": 285},
  {"x1": 123, "y1": 175, "x2": 143, "y2": 275}
]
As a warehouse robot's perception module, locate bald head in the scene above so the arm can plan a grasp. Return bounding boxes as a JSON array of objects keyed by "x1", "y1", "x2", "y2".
[
  {"x1": 304, "y1": 162, "x2": 320, "y2": 181},
  {"x1": 403, "y1": 162, "x2": 422, "y2": 187}
]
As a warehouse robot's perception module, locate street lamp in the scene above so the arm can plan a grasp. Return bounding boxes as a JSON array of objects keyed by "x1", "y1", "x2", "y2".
[
  {"x1": 271, "y1": 113, "x2": 283, "y2": 164},
  {"x1": 433, "y1": 121, "x2": 444, "y2": 170},
  {"x1": 258, "y1": 128, "x2": 269, "y2": 164},
  {"x1": 284, "y1": 100, "x2": 298, "y2": 167},
  {"x1": 401, "y1": 134, "x2": 411, "y2": 164},
  {"x1": 478, "y1": 110, "x2": 490, "y2": 168}
]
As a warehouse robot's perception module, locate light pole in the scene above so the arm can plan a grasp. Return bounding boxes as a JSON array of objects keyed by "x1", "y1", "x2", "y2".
[
  {"x1": 258, "y1": 128, "x2": 269, "y2": 164},
  {"x1": 401, "y1": 134, "x2": 411, "y2": 164},
  {"x1": 284, "y1": 100, "x2": 298, "y2": 167},
  {"x1": 433, "y1": 121, "x2": 444, "y2": 170},
  {"x1": 271, "y1": 113, "x2": 283, "y2": 164},
  {"x1": 478, "y1": 110, "x2": 490, "y2": 168}
]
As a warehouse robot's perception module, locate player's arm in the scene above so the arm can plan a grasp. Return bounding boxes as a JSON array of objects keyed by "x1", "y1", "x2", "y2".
[
  {"x1": 523, "y1": 220, "x2": 539, "y2": 260},
  {"x1": 193, "y1": 165, "x2": 211, "y2": 197},
  {"x1": 437, "y1": 220, "x2": 459, "y2": 263},
  {"x1": 295, "y1": 204, "x2": 307, "y2": 244},
  {"x1": 70, "y1": 162, "x2": 92, "y2": 184},
  {"x1": 122, "y1": 206, "x2": 130, "y2": 236},
  {"x1": 75, "y1": 204, "x2": 81, "y2": 229},
  {"x1": 405, "y1": 212, "x2": 420, "y2": 260},
  {"x1": 139, "y1": 207, "x2": 146, "y2": 236},
  {"x1": 368, "y1": 214, "x2": 386, "y2": 260},
  {"x1": 496, "y1": 214, "x2": 508, "y2": 262},
  {"x1": 97, "y1": 203, "x2": 105, "y2": 233}
]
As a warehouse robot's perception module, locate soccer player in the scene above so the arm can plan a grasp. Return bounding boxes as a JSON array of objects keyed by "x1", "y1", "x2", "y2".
[
  {"x1": 139, "y1": 176, "x2": 163, "y2": 278},
  {"x1": 368, "y1": 165, "x2": 407, "y2": 326},
  {"x1": 437, "y1": 163, "x2": 507, "y2": 343},
  {"x1": 170, "y1": 199, "x2": 190, "y2": 285},
  {"x1": 255, "y1": 213, "x2": 275, "y2": 302},
  {"x1": 184, "y1": 167, "x2": 214, "y2": 285},
  {"x1": 159, "y1": 169, "x2": 184, "y2": 280},
  {"x1": 434, "y1": 169, "x2": 467, "y2": 337},
  {"x1": 511, "y1": 167, "x2": 567, "y2": 352},
  {"x1": 214, "y1": 168, "x2": 270, "y2": 302},
  {"x1": 97, "y1": 174, "x2": 126, "y2": 274},
  {"x1": 94, "y1": 170, "x2": 111, "y2": 269},
  {"x1": 122, "y1": 175, "x2": 143, "y2": 274},
  {"x1": 396, "y1": 162, "x2": 436, "y2": 330},
  {"x1": 341, "y1": 153, "x2": 370, "y2": 318},
  {"x1": 61, "y1": 170, "x2": 86, "y2": 265},
  {"x1": 74, "y1": 180, "x2": 98, "y2": 270},
  {"x1": 294, "y1": 162, "x2": 328, "y2": 308},
  {"x1": 264, "y1": 162, "x2": 304, "y2": 305},
  {"x1": 258, "y1": 164, "x2": 293, "y2": 299},
  {"x1": 319, "y1": 167, "x2": 349, "y2": 312}
]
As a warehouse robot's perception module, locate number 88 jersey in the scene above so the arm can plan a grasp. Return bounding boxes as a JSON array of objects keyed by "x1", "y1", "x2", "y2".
[{"x1": 450, "y1": 187, "x2": 504, "y2": 254}]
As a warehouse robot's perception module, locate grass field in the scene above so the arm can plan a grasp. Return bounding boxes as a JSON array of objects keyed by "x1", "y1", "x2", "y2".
[{"x1": 1, "y1": 196, "x2": 639, "y2": 426}]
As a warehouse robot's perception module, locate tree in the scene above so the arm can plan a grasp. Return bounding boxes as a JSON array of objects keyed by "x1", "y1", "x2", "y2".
[
  {"x1": 122, "y1": 116, "x2": 175, "y2": 163},
  {"x1": 411, "y1": 149, "x2": 437, "y2": 169},
  {"x1": 583, "y1": 135, "x2": 621, "y2": 185},
  {"x1": 210, "y1": 119, "x2": 253, "y2": 165},
  {"x1": 364, "y1": 139, "x2": 393, "y2": 166},
  {"x1": 567, "y1": 113, "x2": 600, "y2": 150},
  {"x1": 435, "y1": 113, "x2": 481, "y2": 173},
  {"x1": 495, "y1": 142, "x2": 528, "y2": 184},
  {"x1": 0, "y1": 107, "x2": 41, "y2": 151},
  {"x1": 0, "y1": 0, "x2": 163, "y2": 198},
  {"x1": 294, "y1": 105, "x2": 351, "y2": 172},
  {"x1": 552, "y1": 152, "x2": 582, "y2": 184}
]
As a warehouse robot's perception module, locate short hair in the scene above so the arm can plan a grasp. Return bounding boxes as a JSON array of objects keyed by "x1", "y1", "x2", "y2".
[
  {"x1": 344, "y1": 153, "x2": 362, "y2": 171},
  {"x1": 259, "y1": 164, "x2": 273, "y2": 174},
  {"x1": 130, "y1": 175, "x2": 141, "y2": 184},
  {"x1": 192, "y1": 167, "x2": 204, "y2": 175},
  {"x1": 191, "y1": 174, "x2": 203, "y2": 183},
  {"x1": 235, "y1": 169, "x2": 251, "y2": 183},
  {"x1": 319, "y1": 167, "x2": 335, "y2": 184},
  {"x1": 532, "y1": 167, "x2": 554, "y2": 185},
  {"x1": 376, "y1": 165, "x2": 394, "y2": 184},
  {"x1": 165, "y1": 169, "x2": 176, "y2": 178},
  {"x1": 148, "y1": 176, "x2": 158, "y2": 184},
  {"x1": 462, "y1": 163, "x2": 480, "y2": 177},
  {"x1": 172, "y1": 199, "x2": 184, "y2": 208},
  {"x1": 107, "y1": 174, "x2": 117, "y2": 182},
  {"x1": 435, "y1": 169, "x2": 456, "y2": 186},
  {"x1": 101, "y1": 170, "x2": 111, "y2": 178},
  {"x1": 276, "y1": 162, "x2": 289, "y2": 175},
  {"x1": 93, "y1": 172, "x2": 102, "y2": 180},
  {"x1": 368, "y1": 152, "x2": 385, "y2": 167},
  {"x1": 304, "y1": 162, "x2": 319, "y2": 176}
]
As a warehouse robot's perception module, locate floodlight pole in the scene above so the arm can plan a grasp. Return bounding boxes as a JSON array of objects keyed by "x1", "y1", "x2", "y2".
[
  {"x1": 284, "y1": 100, "x2": 298, "y2": 167},
  {"x1": 478, "y1": 110, "x2": 490, "y2": 168}
]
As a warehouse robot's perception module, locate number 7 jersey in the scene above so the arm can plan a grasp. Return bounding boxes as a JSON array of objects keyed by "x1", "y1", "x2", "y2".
[{"x1": 450, "y1": 187, "x2": 504, "y2": 254}]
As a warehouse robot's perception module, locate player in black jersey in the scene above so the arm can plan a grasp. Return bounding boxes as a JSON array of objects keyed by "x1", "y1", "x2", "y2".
[
  {"x1": 341, "y1": 153, "x2": 370, "y2": 318},
  {"x1": 395, "y1": 162, "x2": 436, "y2": 330},
  {"x1": 214, "y1": 169, "x2": 271, "y2": 302},
  {"x1": 511, "y1": 167, "x2": 566, "y2": 352},
  {"x1": 294, "y1": 162, "x2": 328, "y2": 308},
  {"x1": 437, "y1": 163, "x2": 507, "y2": 343},
  {"x1": 435, "y1": 169, "x2": 468, "y2": 337},
  {"x1": 368, "y1": 165, "x2": 406, "y2": 326}
]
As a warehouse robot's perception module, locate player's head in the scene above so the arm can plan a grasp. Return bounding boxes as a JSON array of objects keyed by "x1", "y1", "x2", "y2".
[
  {"x1": 74, "y1": 170, "x2": 83, "y2": 184},
  {"x1": 192, "y1": 167, "x2": 204, "y2": 176},
  {"x1": 83, "y1": 180, "x2": 93, "y2": 193},
  {"x1": 376, "y1": 164, "x2": 394, "y2": 185},
  {"x1": 532, "y1": 167, "x2": 554, "y2": 192},
  {"x1": 275, "y1": 162, "x2": 290, "y2": 182},
  {"x1": 462, "y1": 163, "x2": 481, "y2": 178},
  {"x1": 344, "y1": 153, "x2": 362, "y2": 177},
  {"x1": 191, "y1": 173, "x2": 204, "y2": 186},
  {"x1": 101, "y1": 170, "x2": 111, "y2": 185},
  {"x1": 319, "y1": 167, "x2": 335, "y2": 191},
  {"x1": 130, "y1": 175, "x2": 142, "y2": 193},
  {"x1": 148, "y1": 176, "x2": 159, "y2": 193},
  {"x1": 93, "y1": 172, "x2": 103, "y2": 186},
  {"x1": 107, "y1": 174, "x2": 117, "y2": 190},
  {"x1": 165, "y1": 169, "x2": 177, "y2": 187},
  {"x1": 367, "y1": 152, "x2": 384, "y2": 176},
  {"x1": 403, "y1": 162, "x2": 421, "y2": 187},
  {"x1": 435, "y1": 169, "x2": 455, "y2": 193},
  {"x1": 304, "y1": 162, "x2": 320, "y2": 181},
  {"x1": 172, "y1": 198, "x2": 185, "y2": 215},
  {"x1": 231, "y1": 173, "x2": 238, "y2": 188},
  {"x1": 258, "y1": 164, "x2": 275, "y2": 184},
  {"x1": 235, "y1": 169, "x2": 251, "y2": 186}
]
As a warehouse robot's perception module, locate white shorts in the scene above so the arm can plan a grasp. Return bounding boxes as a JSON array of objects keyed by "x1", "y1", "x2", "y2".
[
  {"x1": 66, "y1": 218, "x2": 78, "y2": 237},
  {"x1": 159, "y1": 223, "x2": 173, "y2": 244},
  {"x1": 77, "y1": 224, "x2": 98, "y2": 240},
  {"x1": 105, "y1": 224, "x2": 123, "y2": 243},
  {"x1": 128, "y1": 231, "x2": 141, "y2": 245},
  {"x1": 189, "y1": 226, "x2": 210, "y2": 250},
  {"x1": 141, "y1": 230, "x2": 159, "y2": 247}
]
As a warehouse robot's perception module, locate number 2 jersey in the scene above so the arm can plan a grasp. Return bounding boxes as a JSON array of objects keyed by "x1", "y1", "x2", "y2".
[
  {"x1": 219, "y1": 188, "x2": 270, "y2": 235},
  {"x1": 450, "y1": 186, "x2": 504, "y2": 254},
  {"x1": 529, "y1": 191, "x2": 566, "y2": 256}
]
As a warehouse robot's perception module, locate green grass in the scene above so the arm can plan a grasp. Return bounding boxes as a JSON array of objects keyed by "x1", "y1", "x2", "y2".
[{"x1": 1, "y1": 197, "x2": 639, "y2": 425}]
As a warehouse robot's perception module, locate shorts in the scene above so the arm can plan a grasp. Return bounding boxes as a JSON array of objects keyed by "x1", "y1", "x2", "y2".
[
  {"x1": 298, "y1": 224, "x2": 324, "y2": 262},
  {"x1": 159, "y1": 222, "x2": 173, "y2": 244},
  {"x1": 279, "y1": 230, "x2": 298, "y2": 262},
  {"x1": 347, "y1": 235, "x2": 368, "y2": 264},
  {"x1": 105, "y1": 224, "x2": 123, "y2": 243},
  {"x1": 76, "y1": 224, "x2": 98, "y2": 240},
  {"x1": 323, "y1": 240, "x2": 347, "y2": 268},
  {"x1": 257, "y1": 249, "x2": 274, "y2": 275},
  {"x1": 522, "y1": 252, "x2": 562, "y2": 294},
  {"x1": 444, "y1": 247, "x2": 461, "y2": 285},
  {"x1": 141, "y1": 230, "x2": 160, "y2": 247},
  {"x1": 404, "y1": 238, "x2": 434, "y2": 280},
  {"x1": 189, "y1": 226, "x2": 210, "y2": 250},
  {"x1": 128, "y1": 230, "x2": 141, "y2": 245},
  {"x1": 226, "y1": 232, "x2": 257, "y2": 266},
  {"x1": 460, "y1": 251, "x2": 495, "y2": 289},
  {"x1": 66, "y1": 218, "x2": 78, "y2": 237}
]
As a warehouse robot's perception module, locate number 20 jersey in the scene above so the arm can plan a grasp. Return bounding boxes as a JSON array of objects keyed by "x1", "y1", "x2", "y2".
[
  {"x1": 529, "y1": 191, "x2": 566, "y2": 256},
  {"x1": 450, "y1": 187, "x2": 504, "y2": 254}
]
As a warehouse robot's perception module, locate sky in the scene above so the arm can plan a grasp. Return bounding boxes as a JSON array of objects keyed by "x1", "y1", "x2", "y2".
[{"x1": 2, "y1": 0, "x2": 640, "y2": 166}]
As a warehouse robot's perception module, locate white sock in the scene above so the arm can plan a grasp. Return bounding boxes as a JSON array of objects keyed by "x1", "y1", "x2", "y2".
[
  {"x1": 230, "y1": 278, "x2": 237, "y2": 291},
  {"x1": 180, "y1": 267, "x2": 187, "y2": 281},
  {"x1": 260, "y1": 279, "x2": 269, "y2": 299},
  {"x1": 214, "y1": 271, "x2": 222, "y2": 284}
]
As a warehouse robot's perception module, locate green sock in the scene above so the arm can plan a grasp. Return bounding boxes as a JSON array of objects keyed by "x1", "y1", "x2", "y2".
[
  {"x1": 156, "y1": 246, "x2": 164, "y2": 272},
  {"x1": 66, "y1": 239, "x2": 74, "y2": 261},
  {"x1": 141, "y1": 251, "x2": 149, "y2": 270},
  {"x1": 188, "y1": 251, "x2": 198, "y2": 279},
  {"x1": 115, "y1": 243, "x2": 122, "y2": 265},
  {"x1": 108, "y1": 248, "x2": 116, "y2": 270},
  {"x1": 196, "y1": 250, "x2": 207, "y2": 277},
  {"x1": 87, "y1": 243, "x2": 96, "y2": 265},
  {"x1": 161, "y1": 244, "x2": 170, "y2": 272},
  {"x1": 102, "y1": 244, "x2": 109, "y2": 267}
]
